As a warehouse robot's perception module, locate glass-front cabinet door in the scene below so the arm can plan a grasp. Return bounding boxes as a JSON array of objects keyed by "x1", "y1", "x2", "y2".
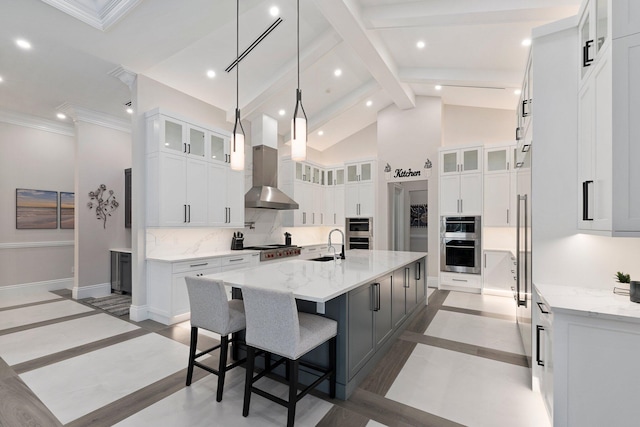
[
  {"x1": 161, "y1": 118, "x2": 184, "y2": 153},
  {"x1": 335, "y1": 168, "x2": 345, "y2": 185},
  {"x1": 188, "y1": 126, "x2": 206, "y2": 158},
  {"x1": 580, "y1": 8, "x2": 592, "y2": 79},
  {"x1": 347, "y1": 164, "x2": 359, "y2": 183},
  {"x1": 359, "y1": 162, "x2": 372, "y2": 182},
  {"x1": 209, "y1": 133, "x2": 227, "y2": 164},
  {"x1": 442, "y1": 151, "x2": 458, "y2": 174},
  {"x1": 327, "y1": 170, "x2": 334, "y2": 186},
  {"x1": 596, "y1": 0, "x2": 608, "y2": 53},
  {"x1": 295, "y1": 162, "x2": 304, "y2": 181},
  {"x1": 462, "y1": 148, "x2": 480, "y2": 172}
]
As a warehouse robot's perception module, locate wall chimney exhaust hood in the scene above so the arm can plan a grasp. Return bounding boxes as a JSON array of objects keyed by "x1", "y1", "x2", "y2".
[{"x1": 244, "y1": 115, "x2": 298, "y2": 210}]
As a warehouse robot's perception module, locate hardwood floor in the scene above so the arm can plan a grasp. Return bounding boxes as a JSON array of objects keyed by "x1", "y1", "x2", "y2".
[{"x1": 0, "y1": 288, "x2": 547, "y2": 427}]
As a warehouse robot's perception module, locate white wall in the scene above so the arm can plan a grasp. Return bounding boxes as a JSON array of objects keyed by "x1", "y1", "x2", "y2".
[
  {"x1": 0, "y1": 121, "x2": 74, "y2": 290},
  {"x1": 321, "y1": 123, "x2": 377, "y2": 165},
  {"x1": 74, "y1": 120, "x2": 131, "y2": 298},
  {"x1": 377, "y1": 96, "x2": 442, "y2": 280},
  {"x1": 442, "y1": 105, "x2": 514, "y2": 147}
]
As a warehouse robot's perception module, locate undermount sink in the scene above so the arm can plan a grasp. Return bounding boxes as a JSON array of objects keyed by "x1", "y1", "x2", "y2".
[{"x1": 306, "y1": 256, "x2": 338, "y2": 262}]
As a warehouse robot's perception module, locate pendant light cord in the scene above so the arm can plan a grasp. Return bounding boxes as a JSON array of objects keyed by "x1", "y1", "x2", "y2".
[
  {"x1": 236, "y1": 0, "x2": 239, "y2": 111},
  {"x1": 297, "y1": 0, "x2": 300, "y2": 90}
]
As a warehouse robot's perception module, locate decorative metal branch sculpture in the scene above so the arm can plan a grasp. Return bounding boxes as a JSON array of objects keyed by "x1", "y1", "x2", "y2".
[{"x1": 87, "y1": 184, "x2": 119, "y2": 229}]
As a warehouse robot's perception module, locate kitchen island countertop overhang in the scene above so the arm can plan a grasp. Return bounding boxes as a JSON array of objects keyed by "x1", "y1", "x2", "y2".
[{"x1": 203, "y1": 249, "x2": 428, "y2": 303}]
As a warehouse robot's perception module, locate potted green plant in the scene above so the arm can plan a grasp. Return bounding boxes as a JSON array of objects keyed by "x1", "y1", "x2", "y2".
[{"x1": 615, "y1": 272, "x2": 640, "y2": 303}]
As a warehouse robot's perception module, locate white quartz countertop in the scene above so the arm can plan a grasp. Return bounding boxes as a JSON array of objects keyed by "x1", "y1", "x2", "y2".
[
  {"x1": 204, "y1": 250, "x2": 428, "y2": 303},
  {"x1": 535, "y1": 283, "x2": 640, "y2": 324},
  {"x1": 147, "y1": 249, "x2": 260, "y2": 262},
  {"x1": 110, "y1": 248, "x2": 132, "y2": 253}
]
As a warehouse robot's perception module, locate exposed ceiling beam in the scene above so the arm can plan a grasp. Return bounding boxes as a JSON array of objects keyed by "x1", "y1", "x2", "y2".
[
  {"x1": 399, "y1": 68, "x2": 523, "y2": 89},
  {"x1": 312, "y1": 0, "x2": 415, "y2": 110},
  {"x1": 229, "y1": 30, "x2": 342, "y2": 123},
  {"x1": 283, "y1": 80, "x2": 379, "y2": 142},
  {"x1": 362, "y1": 0, "x2": 581, "y2": 28}
]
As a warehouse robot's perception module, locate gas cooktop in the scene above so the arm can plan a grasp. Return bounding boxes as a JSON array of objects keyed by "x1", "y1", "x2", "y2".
[{"x1": 243, "y1": 244, "x2": 301, "y2": 261}]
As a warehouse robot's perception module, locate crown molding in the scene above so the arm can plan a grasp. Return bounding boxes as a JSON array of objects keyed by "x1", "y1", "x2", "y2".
[
  {"x1": 58, "y1": 103, "x2": 132, "y2": 133},
  {"x1": 108, "y1": 65, "x2": 137, "y2": 90},
  {"x1": 0, "y1": 109, "x2": 74, "y2": 136},
  {"x1": 40, "y1": 0, "x2": 143, "y2": 31}
]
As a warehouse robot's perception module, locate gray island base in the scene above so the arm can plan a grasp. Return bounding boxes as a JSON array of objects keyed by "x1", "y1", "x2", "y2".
[{"x1": 204, "y1": 250, "x2": 428, "y2": 400}]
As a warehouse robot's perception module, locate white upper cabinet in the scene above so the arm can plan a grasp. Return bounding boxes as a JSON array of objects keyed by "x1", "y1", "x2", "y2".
[
  {"x1": 576, "y1": 2, "x2": 640, "y2": 236},
  {"x1": 440, "y1": 147, "x2": 482, "y2": 175},
  {"x1": 484, "y1": 144, "x2": 517, "y2": 227},
  {"x1": 345, "y1": 160, "x2": 376, "y2": 217},
  {"x1": 439, "y1": 147, "x2": 482, "y2": 216},
  {"x1": 145, "y1": 109, "x2": 243, "y2": 228}
]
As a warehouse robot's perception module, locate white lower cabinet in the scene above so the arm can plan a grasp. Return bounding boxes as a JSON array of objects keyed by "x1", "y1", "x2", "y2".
[
  {"x1": 439, "y1": 272, "x2": 481, "y2": 290},
  {"x1": 534, "y1": 284, "x2": 640, "y2": 427},
  {"x1": 147, "y1": 253, "x2": 259, "y2": 325},
  {"x1": 440, "y1": 173, "x2": 482, "y2": 216},
  {"x1": 482, "y1": 251, "x2": 516, "y2": 296}
]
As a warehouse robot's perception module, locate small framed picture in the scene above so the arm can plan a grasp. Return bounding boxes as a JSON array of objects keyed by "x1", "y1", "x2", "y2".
[
  {"x1": 60, "y1": 192, "x2": 75, "y2": 229},
  {"x1": 16, "y1": 189, "x2": 58, "y2": 229}
]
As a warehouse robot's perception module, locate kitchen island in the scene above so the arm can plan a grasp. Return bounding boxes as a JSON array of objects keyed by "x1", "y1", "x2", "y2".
[{"x1": 205, "y1": 249, "x2": 428, "y2": 399}]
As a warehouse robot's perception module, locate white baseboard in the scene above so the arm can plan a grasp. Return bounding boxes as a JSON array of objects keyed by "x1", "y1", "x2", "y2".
[
  {"x1": 72, "y1": 282, "x2": 111, "y2": 299},
  {"x1": 439, "y1": 284, "x2": 482, "y2": 294},
  {"x1": 129, "y1": 304, "x2": 148, "y2": 322},
  {"x1": 0, "y1": 277, "x2": 73, "y2": 297}
]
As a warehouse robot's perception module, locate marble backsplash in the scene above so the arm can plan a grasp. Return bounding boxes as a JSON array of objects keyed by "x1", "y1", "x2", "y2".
[{"x1": 146, "y1": 208, "x2": 343, "y2": 257}]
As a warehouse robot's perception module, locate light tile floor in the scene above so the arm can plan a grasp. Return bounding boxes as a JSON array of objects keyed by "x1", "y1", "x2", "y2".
[{"x1": 0, "y1": 288, "x2": 550, "y2": 426}]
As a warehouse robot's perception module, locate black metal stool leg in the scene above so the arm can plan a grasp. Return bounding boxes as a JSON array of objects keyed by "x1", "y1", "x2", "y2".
[
  {"x1": 216, "y1": 335, "x2": 229, "y2": 402},
  {"x1": 186, "y1": 327, "x2": 198, "y2": 386},
  {"x1": 287, "y1": 359, "x2": 298, "y2": 427},
  {"x1": 329, "y1": 336, "x2": 337, "y2": 398},
  {"x1": 242, "y1": 347, "x2": 255, "y2": 417}
]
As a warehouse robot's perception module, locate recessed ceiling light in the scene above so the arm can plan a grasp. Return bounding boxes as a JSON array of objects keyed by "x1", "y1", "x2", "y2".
[
  {"x1": 16, "y1": 39, "x2": 31, "y2": 50},
  {"x1": 366, "y1": 100, "x2": 372, "y2": 107},
  {"x1": 56, "y1": 113, "x2": 66, "y2": 120},
  {"x1": 278, "y1": 109, "x2": 285, "y2": 116},
  {"x1": 435, "y1": 85, "x2": 442, "y2": 91},
  {"x1": 514, "y1": 89, "x2": 522, "y2": 95},
  {"x1": 334, "y1": 69, "x2": 342, "y2": 77},
  {"x1": 126, "y1": 107, "x2": 134, "y2": 114},
  {"x1": 416, "y1": 40, "x2": 426, "y2": 49},
  {"x1": 270, "y1": 6, "x2": 279, "y2": 17},
  {"x1": 521, "y1": 38, "x2": 532, "y2": 47},
  {"x1": 206, "y1": 69, "x2": 216, "y2": 78},
  {"x1": 318, "y1": 130, "x2": 324, "y2": 136}
]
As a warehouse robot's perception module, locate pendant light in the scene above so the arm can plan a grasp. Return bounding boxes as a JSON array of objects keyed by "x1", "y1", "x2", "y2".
[
  {"x1": 291, "y1": 0, "x2": 307, "y2": 161},
  {"x1": 230, "y1": 0, "x2": 245, "y2": 171}
]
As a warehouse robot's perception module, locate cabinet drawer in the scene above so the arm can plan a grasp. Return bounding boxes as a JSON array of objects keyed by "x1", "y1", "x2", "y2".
[
  {"x1": 440, "y1": 272, "x2": 482, "y2": 289},
  {"x1": 172, "y1": 258, "x2": 221, "y2": 274},
  {"x1": 220, "y1": 254, "x2": 253, "y2": 268}
]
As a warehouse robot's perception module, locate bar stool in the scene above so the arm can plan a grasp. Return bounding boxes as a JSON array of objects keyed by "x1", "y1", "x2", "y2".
[
  {"x1": 241, "y1": 285, "x2": 337, "y2": 427},
  {"x1": 185, "y1": 276, "x2": 246, "y2": 402}
]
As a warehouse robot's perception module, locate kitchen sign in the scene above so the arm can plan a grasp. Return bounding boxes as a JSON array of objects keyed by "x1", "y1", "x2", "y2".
[{"x1": 385, "y1": 159, "x2": 432, "y2": 181}]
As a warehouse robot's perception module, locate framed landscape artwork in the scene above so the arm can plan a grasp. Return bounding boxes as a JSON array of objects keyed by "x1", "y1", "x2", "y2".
[
  {"x1": 60, "y1": 192, "x2": 75, "y2": 229},
  {"x1": 16, "y1": 189, "x2": 58, "y2": 229}
]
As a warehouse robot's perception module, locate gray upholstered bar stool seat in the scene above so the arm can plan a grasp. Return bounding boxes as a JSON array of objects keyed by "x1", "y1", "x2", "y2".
[
  {"x1": 185, "y1": 276, "x2": 246, "y2": 402},
  {"x1": 241, "y1": 285, "x2": 337, "y2": 427}
]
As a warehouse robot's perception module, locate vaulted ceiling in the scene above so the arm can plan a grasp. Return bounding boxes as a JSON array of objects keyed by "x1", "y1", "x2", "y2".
[{"x1": 0, "y1": 0, "x2": 580, "y2": 149}]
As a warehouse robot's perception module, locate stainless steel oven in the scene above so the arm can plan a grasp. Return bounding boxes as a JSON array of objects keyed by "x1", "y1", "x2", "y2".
[
  {"x1": 440, "y1": 216, "x2": 481, "y2": 274},
  {"x1": 346, "y1": 218, "x2": 373, "y2": 250}
]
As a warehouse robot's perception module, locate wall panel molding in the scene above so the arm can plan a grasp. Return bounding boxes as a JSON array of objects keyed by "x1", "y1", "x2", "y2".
[{"x1": 0, "y1": 241, "x2": 74, "y2": 250}]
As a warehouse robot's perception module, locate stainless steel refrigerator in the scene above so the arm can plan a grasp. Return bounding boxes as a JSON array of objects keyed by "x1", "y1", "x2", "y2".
[{"x1": 515, "y1": 146, "x2": 532, "y2": 368}]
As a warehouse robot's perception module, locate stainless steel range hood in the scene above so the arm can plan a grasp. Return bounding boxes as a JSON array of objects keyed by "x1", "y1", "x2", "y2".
[{"x1": 245, "y1": 144, "x2": 299, "y2": 210}]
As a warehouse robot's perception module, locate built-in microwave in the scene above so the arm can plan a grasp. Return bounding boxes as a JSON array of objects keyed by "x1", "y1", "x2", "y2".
[{"x1": 440, "y1": 216, "x2": 481, "y2": 274}]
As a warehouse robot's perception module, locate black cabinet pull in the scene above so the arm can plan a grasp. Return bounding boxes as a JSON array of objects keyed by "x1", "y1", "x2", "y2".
[
  {"x1": 522, "y1": 99, "x2": 530, "y2": 117},
  {"x1": 583, "y1": 39, "x2": 594, "y2": 67},
  {"x1": 537, "y1": 301, "x2": 550, "y2": 314},
  {"x1": 416, "y1": 262, "x2": 421, "y2": 280},
  {"x1": 188, "y1": 204, "x2": 191, "y2": 223},
  {"x1": 515, "y1": 126, "x2": 522, "y2": 141},
  {"x1": 536, "y1": 325, "x2": 545, "y2": 366},
  {"x1": 184, "y1": 205, "x2": 187, "y2": 223},
  {"x1": 582, "y1": 180, "x2": 593, "y2": 221}
]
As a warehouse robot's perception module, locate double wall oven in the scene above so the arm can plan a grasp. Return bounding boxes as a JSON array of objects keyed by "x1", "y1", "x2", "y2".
[
  {"x1": 440, "y1": 216, "x2": 481, "y2": 274},
  {"x1": 346, "y1": 218, "x2": 373, "y2": 250}
]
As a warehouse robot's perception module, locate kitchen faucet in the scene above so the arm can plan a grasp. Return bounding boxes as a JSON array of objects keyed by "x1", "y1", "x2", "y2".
[{"x1": 328, "y1": 229, "x2": 346, "y2": 260}]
